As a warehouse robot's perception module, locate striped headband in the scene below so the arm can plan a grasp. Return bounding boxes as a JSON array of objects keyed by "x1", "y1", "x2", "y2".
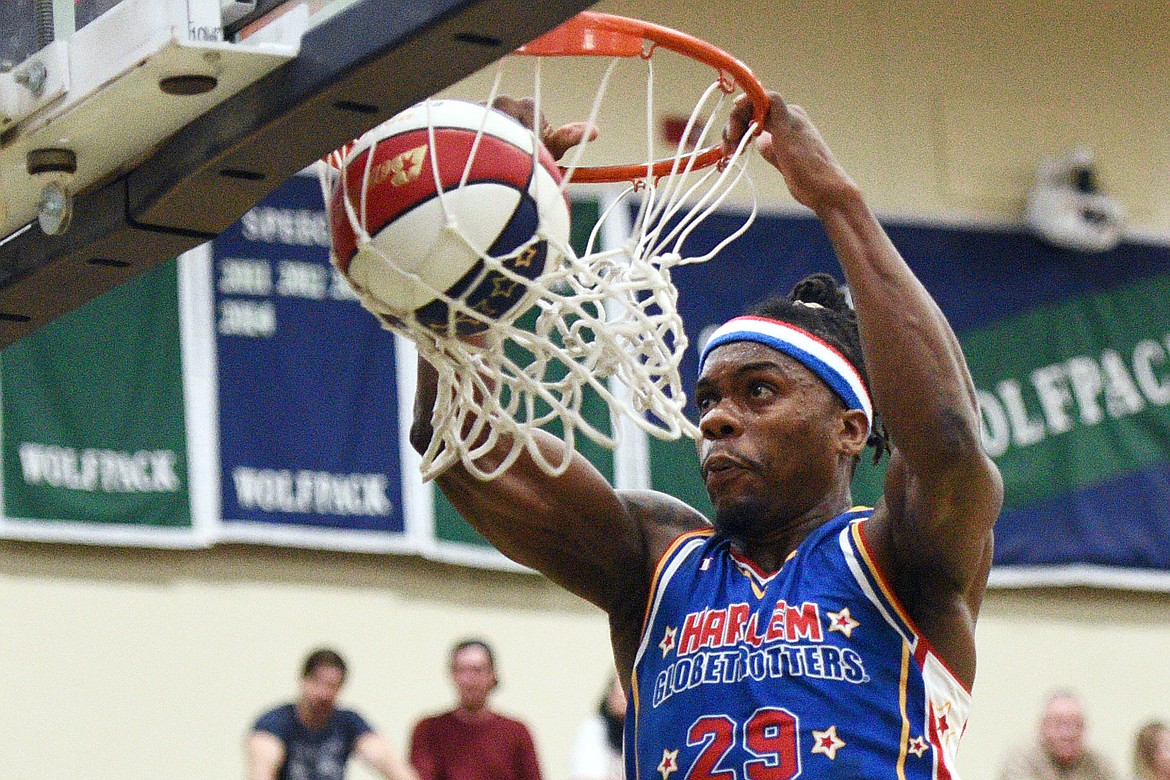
[{"x1": 698, "y1": 315, "x2": 873, "y2": 434}]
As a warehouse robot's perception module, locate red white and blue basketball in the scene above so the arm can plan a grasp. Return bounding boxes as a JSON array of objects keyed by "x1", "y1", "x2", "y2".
[{"x1": 329, "y1": 99, "x2": 570, "y2": 333}]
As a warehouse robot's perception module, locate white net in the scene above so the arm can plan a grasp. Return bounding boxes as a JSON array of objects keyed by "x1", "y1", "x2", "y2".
[{"x1": 319, "y1": 41, "x2": 761, "y2": 481}]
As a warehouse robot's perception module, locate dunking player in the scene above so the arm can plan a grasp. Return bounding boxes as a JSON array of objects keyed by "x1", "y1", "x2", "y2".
[{"x1": 411, "y1": 92, "x2": 1003, "y2": 777}]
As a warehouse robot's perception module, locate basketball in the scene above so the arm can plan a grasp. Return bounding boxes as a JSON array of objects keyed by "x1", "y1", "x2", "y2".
[{"x1": 328, "y1": 99, "x2": 571, "y2": 333}]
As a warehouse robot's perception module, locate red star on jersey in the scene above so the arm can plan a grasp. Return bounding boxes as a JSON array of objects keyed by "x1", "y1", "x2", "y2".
[
  {"x1": 932, "y1": 701, "x2": 953, "y2": 737},
  {"x1": 907, "y1": 736, "x2": 929, "y2": 757},
  {"x1": 826, "y1": 607, "x2": 860, "y2": 638},
  {"x1": 811, "y1": 725, "x2": 845, "y2": 760},
  {"x1": 657, "y1": 748, "x2": 680, "y2": 779},
  {"x1": 659, "y1": 626, "x2": 677, "y2": 658}
]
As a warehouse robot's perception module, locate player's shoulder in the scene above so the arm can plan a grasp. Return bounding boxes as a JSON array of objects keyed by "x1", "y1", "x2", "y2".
[
  {"x1": 618, "y1": 489, "x2": 711, "y2": 556},
  {"x1": 819, "y1": 505, "x2": 873, "y2": 537}
]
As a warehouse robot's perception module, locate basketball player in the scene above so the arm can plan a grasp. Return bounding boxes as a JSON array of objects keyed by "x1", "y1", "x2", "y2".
[{"x1": 412, "y1": 92, "x2": 1003, "y2": 777}]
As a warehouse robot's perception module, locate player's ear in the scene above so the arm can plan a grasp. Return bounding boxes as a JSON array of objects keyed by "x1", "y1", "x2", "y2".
[{"x1": 837, "y1": 408, "x2": 869, "y2": 458}]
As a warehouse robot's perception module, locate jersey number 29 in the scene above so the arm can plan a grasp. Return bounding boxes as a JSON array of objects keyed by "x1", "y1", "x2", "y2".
[{"x1": 686, "y1": 708, "x2": 801, "y2": 779}]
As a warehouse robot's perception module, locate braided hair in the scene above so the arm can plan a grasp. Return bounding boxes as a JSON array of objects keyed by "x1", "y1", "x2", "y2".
[{"x1": 746, "y1": 272, "x2": 890, "y2": 463}]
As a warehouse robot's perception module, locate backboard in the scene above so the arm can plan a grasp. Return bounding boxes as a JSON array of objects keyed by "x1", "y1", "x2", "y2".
[{"x1": 0, "y1": 0, "x2": 594, "y2": 348}]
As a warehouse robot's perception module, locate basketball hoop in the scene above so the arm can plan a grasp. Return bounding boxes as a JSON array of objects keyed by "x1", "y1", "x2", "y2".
[
  {"x1": 318, "y1": 12, "x2": 768, "y2": 481},
  {"x1": 515, "y1": 11, "x2": 770, "y2": 184}
]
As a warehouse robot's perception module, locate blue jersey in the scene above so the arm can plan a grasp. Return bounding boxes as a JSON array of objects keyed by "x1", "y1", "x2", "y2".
[{"x1": 626, "y1": 508, "x2": 970, "y2": 780}]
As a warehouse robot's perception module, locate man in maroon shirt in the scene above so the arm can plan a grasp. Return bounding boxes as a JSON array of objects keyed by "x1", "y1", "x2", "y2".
[{"x1": 410, "y1": 639, "x2": 543, "y2": 780}]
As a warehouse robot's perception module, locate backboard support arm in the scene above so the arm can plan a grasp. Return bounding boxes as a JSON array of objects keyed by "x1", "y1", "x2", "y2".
[{"x1": 0, "y1": 0, "x2": 595, "y2": 348}]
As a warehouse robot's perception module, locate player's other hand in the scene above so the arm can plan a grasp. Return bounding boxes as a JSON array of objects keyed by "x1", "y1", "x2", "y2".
[
  {"x1": 722, "y1": 91, "x2": 860, "y2": 214},
  {"x1": 490, "y1": 95, "x2": 599, "y2": 160}
]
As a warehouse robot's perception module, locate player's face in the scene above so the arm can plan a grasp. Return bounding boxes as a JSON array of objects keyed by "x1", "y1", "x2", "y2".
[
  {"x1": 300, "y1": 664, "x2": 345, "y2": 715},
  {"x1": 450, "y1": 645, "x2": 497, "y2": 711},
  {"x1": 695, "y1": 341, "x2": 846, "y2": 536}
]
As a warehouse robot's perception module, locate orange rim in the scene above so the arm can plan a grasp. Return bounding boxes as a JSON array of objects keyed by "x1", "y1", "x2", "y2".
[{"x1": 515, "y1": 11, "x2": 770, "y2": 184}]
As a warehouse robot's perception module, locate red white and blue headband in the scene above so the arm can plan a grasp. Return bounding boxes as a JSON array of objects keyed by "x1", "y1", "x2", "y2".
[{"x1": 698, "y1": 314, "x2": 874, "y2": 435}]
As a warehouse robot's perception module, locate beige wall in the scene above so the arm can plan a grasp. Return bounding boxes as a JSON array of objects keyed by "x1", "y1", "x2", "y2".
[
  {"x1": 0, "y1": 541, "x2": 614, "y2": 780},
  {"x1": 4, "y1": 1, "x2": 1170, "y2": 779},
  {"x1": 968, "y1": 588, "x2": 1170, "y2": 776},
  {"x1": 594, "y1": 0, "x2": 1170, "y2": 234}
]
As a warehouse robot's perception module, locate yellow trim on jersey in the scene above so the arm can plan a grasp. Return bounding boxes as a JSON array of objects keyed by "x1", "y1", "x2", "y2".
[
  {"x1": 850, "y1": 520, "x2": 919, "y2": 635},
  {"x1": 897, "y1": 641, "x2": 911, "y2": 780},
  {"x1": 633, "y1": 527, "x2": 713, "y2": 780},
  {"x1": 730, "y1": 547, "x2": 800, "y2": 600},
  {"x1": 641, "y1": 528, "x2": 716, "y2": 631},
  {"x1": 630, "y1": 670, "x2": 642, "y2": 780}
]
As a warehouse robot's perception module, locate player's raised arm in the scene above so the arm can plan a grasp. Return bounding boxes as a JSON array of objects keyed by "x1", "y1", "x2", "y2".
[
  {"x1": 400, "y1": 98, "x2": 708, "y2": 626},
  {"x1": 410, "y1": 346, "x2": 706, "y2": 624},
  {"x1": 726, "y1": 92, "x2": 1003, "y2": 682}
]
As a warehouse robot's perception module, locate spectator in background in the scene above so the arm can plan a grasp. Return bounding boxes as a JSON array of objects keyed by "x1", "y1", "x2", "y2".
[
  {"x1": 998, "y1": 690, "x2": 1119, "y2": 780},
  {"x1": 247, "y1": 647, "x2": 417, "y2": 780},
  {"x1": 410, "y1": 638, "x2": 542, "y2": 780},
  {"x1": 1132, "y1": 720, "x2": 1170, "y2": 780},
  {"x1": 568, "y1": 675, "x2": 625, "y2": 780}
]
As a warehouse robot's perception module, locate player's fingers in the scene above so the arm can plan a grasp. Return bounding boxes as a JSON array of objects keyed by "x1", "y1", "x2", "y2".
[
  {"x1": 765, "y1": 94, "x2": 797, "y2": 138},
  {"x1": 783, "y1": 103, "x2": 809, "y2": 129},
  {"x1": 722, "y1": 90, "x2": 787, "y2": 155},
  {"x1": 488, "y1": 96, "x2": 589, "y2": 159},
  {"x1": 755, "y1": 131, "x2": 775, "y2": 162},
  {"x1": 544, "y1": 122, "x2": 599, "y2": 160},
  {"x1": 721, "y1": 94, "x2": 754, "y2": 156}
]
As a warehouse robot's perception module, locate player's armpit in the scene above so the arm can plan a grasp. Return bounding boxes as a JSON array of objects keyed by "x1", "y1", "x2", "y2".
[
  {"x1": 864, "y1": 447, "x2": 1001, "y2": 686},
  {"x1": 608, "y1": 490, "x2": 711, "y2": 678}
]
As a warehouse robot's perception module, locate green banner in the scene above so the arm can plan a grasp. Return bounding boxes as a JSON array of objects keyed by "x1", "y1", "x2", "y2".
[
  {"x1": 648, "y1": 437, "x2": 708, "y2": 516},
  {"x1": 1, "y1": 260, "x2": 191, "y2": 530},
  {"x1": 648, "y1": 272, "x2": 1170, "y2": 522},
  {"x1": 965, "y1": 272, "x2": 1170, "y2": 509}
]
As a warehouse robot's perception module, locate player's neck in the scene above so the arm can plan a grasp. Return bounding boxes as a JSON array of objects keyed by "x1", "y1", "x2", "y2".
[
  {"x1": 729, "y1": 518, "x2": 821, "y2": 574},
  {"x1": 729, "y1": 489, "x2": 854, "y2": 573}
]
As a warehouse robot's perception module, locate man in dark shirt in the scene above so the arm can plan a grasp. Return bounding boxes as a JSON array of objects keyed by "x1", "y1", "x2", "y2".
[
  {"x1": 248, "y1": 647, "x2": 417, "y2": 780},
  {"x1": 410, "y1": 639, "x2": 542, "y2": 780}
]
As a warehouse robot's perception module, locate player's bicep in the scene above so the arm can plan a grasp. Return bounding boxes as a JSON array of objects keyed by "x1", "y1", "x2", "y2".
[
  {"x1": 864, "y1": 450, "x2": 999, "y2": 686},
  {"x1": 434, "y1": 428, "x2": 647, "y2": 607},
  {"x1": 880, "y1": 447, "x2": 1001, "y2": 587}
]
